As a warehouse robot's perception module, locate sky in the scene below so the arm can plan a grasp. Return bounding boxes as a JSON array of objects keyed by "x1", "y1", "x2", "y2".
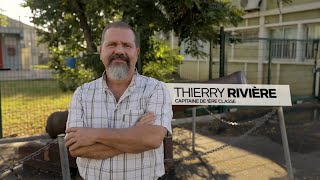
[{"x1": 0, "y1": 0, "x2": 33, "y2": 26}]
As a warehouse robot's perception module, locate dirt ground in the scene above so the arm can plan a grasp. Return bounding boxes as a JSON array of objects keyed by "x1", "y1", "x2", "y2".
[
  {"x1": 1, "y1": 103, "x2": 320, "y2": 179},
  {"x1": 173, "y1": 103, "x2": 320, "y2": 180}
]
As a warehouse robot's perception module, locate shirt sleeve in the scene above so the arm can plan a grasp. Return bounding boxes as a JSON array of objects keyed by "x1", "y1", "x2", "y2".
[
  {"x1": 66, "y1": 86, "x2": 85, "y2": 129},
  {"x1": 147, "y1": 82, "x2": 173, "y2": 134}
]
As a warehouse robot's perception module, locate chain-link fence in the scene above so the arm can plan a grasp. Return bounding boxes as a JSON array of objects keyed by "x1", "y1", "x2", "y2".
[
  {"x1": 0, "y1": 77, "x2": 72, "y2": 138},
  {"x1": 171, "y1": 104, "x2": 320, "y2": 180},
  {"x1": 0, "y1": 107, "x2": 281, "y2": 179},
  {"x1": 1, "y1": 36, "x2": 320, "y2": 138},
  {"x1": 0, "y1": 23, "x2": 73, "y2": 138},
  {"x1": 174, "y1": 107, "x2": 278, "y2": 162},
  {"x1": 178, "y1": 37, "x2": 320, "y2": 98},
  {"x1": 0, "y1": 26, "x2": 320, "y2": 142},
  {"x1": 4, "y1": 104, "x2": 319, "y2": 179}
]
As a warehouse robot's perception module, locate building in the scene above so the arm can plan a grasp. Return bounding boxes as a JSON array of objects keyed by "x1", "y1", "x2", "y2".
[
  {"x1": 0, "y1": 15, "x2": 50, "y2": 70},
  {"x1": 177, "y1": 0, "x2": 320, "y2": 96},
  {"x1": 227, "y1": 0, "x2": 320, "y2": 84}
]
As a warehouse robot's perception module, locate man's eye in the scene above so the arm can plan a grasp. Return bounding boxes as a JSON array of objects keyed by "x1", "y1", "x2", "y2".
[
  {"x1": 124, "y1": 44, "x2": 132, "y2": 48},
  {"x1": 107, "y1": 43, "x2": 116, "y2": 47}
]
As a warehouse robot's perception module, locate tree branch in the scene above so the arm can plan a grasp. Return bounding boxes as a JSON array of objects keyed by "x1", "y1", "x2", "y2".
[{"x1": 68, "y1": 0, "x2": 97, "y2": 53}]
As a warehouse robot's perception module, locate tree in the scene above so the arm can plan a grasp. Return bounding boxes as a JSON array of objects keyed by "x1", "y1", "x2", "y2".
[
  {"x1": 119, "y1": 0, "x2": 243, "y2": 57},
  {"x1": 24, "y1": 0, "x2": 243, "y2": 56},
  {"x1": 23, "y1": 0, "x2": 119, "y2": 90},
  {"x1": 23, "y1": 0, "x2": 243, "y2": 89},
  {"x1": 277, "y1": 0, "x2": 292, "y2": 16},
  {"x1": 0, "y1": 14, "x2": 8, "y2": 27},
  {"x1": 23, "y1": 0, "x2": 119, "y2": 54},
  {"x1": 143, "y1": 39, "x2": 183, "y2": 82}
]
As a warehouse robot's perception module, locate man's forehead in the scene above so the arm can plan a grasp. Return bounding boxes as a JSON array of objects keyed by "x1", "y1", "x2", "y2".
[{"x1": 104, "y1": 28, "x2": 135, "y2": 41}]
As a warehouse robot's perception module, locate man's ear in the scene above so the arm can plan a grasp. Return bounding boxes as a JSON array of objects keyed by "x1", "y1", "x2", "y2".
[
  {"x1": 97, "y1": 45, "x2": 101, "y2": 53},
  {"x1": 136, "y1": 47, "x2": 140, "y2": 56}
]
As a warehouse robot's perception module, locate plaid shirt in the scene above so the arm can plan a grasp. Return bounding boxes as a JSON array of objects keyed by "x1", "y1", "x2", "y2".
[{"x1": 67, "y1": 72, "x2": 172, "y2": 180}]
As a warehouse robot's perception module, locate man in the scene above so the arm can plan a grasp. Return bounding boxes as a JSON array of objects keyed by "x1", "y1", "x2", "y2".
[{"x1": 65, "y1": 21, "x2": 172, "y2": 180}]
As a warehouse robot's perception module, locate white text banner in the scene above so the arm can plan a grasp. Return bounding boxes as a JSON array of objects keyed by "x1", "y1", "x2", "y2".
[{"x1": 166, "y1": 83, "x2": 291, "y2": 106}]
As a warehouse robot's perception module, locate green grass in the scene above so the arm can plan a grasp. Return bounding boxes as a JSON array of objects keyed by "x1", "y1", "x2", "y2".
[
  {"x1": 0, "y1": 80, "x2": 73, "y2": 137},
  {"x1": 31, "y1": 65, "x2": 50, "y2": 69}
]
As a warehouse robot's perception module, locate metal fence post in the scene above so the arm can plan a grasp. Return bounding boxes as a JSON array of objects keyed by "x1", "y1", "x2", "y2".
[
  {"x1": 0, "y1": 82, "x2": 2, "y2": 139},
  {"x1": 192, "y1": 107, "x2": 196, "y2": 154},
  {"x1": 219, "y1": 26, "x2": 225, "y2": 78},
  {"x1": 277, "y1": 107, "x2": 294, "y2": 180},
  {"x1": 312, "y1": 39, "x2": 319, "y2": 98},
  {"x1": 58, "y1": 134, "x2": 71, "y2": 180},
  {"x1": 219, "y1": 27, "x2": 227, "y2": 113},
  {"x1": 209, "y1": 39, "x2": 213, "y2": 80},
  {"x1": 268, "y1": 39, "x2": 272, "y2": 84}
]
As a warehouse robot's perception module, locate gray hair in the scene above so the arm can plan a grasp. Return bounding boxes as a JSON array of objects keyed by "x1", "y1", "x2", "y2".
[{"x1": 100, "y1": 21, "x2": 139, "y2": 47}]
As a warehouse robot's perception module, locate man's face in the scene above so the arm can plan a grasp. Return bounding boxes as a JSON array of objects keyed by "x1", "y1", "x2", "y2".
[{"x1": 100, "y1": 27, "x2": 139, "y2": 80}]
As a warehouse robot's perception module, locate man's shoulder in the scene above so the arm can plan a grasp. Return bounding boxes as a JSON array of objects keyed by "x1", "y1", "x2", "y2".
[
  {"x1": 76, "y1": 77, "x2": 103, "y2": 92},
  {"x1": 137, "y1": 74, "x2": 164, "y2": 87}
]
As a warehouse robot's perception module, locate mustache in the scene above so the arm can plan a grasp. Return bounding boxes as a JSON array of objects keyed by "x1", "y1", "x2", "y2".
[{"x1": 109, "y1": 54, "x2": 129, "y2": 63}]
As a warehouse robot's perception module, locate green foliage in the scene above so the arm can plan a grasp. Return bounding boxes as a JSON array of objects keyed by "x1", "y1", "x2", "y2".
[
  {"x1": 80, "y1": 53, "x2": 105, "y2": 77},
  {"x1": 119, "y1": 0, "x2": 243, "y2": 58},
  {"x1": 57, "y1": 66, "x2": 95, "y2": 91},
  {"x1": 24, "y1": 0, "x2": 243, "y2": 85},
  {"x1": 277, "y1": 0, "x2": 292, "y2": 13},
  {"x1": 0, "y1": 14, "x2": 8, "y2": 27},
  {"x1": 22, "y1": 0, "x2": 118, "y2": 53},
  {"x1": 143, "y1": 39, "x2": 182, "y2": 82},
  {"x1": 48, "y1": 47, "x2": 95, "y2": 91},
  {"x1": 23, "y1": 0, "x2": 115, "y2": 91},
  {"x1": 156, "y1": 0, "x2": 243, "y2": 57},
  {"x1": 278, "y1": 0, "x2": 292, "y2": 5},
  {"x1": 24, "y1": 0, "x2": 243, "y2": 57}
]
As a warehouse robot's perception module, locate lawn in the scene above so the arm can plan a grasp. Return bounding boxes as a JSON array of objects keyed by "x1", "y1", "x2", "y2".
[{"x1": 0, "y1": 80, "x2": 73, "y2": 137}]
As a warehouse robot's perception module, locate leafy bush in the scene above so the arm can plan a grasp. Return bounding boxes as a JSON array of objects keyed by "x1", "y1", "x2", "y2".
[
  {"x1": 143, "y1": 39, "x2": 183, "y2": 82},
  {"x1": 80, "y1": 53, "x2": 105, "y2": 78},
  {"x1": 49, "y1": 38, "x2": 182, "y2": 91},
  {"x1": 56, "y1": 66, "x2": 95, "y2": 91},
  {"x1": 48, "y1": 47, "x2": 96, "y2": 91}
]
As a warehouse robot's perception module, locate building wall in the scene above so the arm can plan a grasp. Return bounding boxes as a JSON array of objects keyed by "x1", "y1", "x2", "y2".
[
  {"x1": 283, "y1": 9, "x2": 320, "y2": 22},
  {"x1": 0, "y1": 15, "x2": 50, "y2": 70},
  {"x1": 178, "y1": 0, "x2": 319, "y2": 97},
  {"x1": 284, "y1": 0, "x2": 319, "y2": 7},
  {"x1": 1, "y1": 34, "x2": 21, "y2": 70},
  {"x1": 178, "y1": 60, "x2": 209, "y2": 81}
]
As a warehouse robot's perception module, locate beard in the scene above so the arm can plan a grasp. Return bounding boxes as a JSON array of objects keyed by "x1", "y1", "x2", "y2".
[
  {"x1": 107, "y1": 63, "x2": 129, "y2": 80},
  {"x1": 106, "y1": 54, "x2": 130, "y2": 80}
]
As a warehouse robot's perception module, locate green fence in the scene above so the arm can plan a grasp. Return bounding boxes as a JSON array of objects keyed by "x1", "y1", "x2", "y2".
[
  {"x1": 178, "y1": 37, "x2": 320, "y2": 98},
  {"x1": 0, "y1": 68, "x2": 73, "y2": 138},
  {"x1": 0, "y1": 35, "x2": 320, "y2": 138}
]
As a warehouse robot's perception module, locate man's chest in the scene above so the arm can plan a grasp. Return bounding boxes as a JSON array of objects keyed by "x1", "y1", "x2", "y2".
[{"x1": 81, "y1": 91, "x2": 150, "y2": 128}]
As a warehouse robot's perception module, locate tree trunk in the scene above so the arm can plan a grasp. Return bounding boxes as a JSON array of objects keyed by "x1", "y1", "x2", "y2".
[{"x1": 69, "y1": 0, "x2": 97, "y2": 53}]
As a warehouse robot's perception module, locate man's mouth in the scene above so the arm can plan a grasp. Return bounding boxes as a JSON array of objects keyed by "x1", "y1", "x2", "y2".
[
  {"x1": 109, "y1": 54, "x2": 129, "y2": 63},
  {"x1": 112, "y1": 58, "x2": 126, "y2": 62}
]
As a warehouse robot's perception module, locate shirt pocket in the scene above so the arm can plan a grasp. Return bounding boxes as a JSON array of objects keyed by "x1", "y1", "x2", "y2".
[{"x1": 120, "y1": 109, "x2": 145, "y2": 128}]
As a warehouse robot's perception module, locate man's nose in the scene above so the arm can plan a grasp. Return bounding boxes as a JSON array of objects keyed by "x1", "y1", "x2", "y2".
[{"x1": 114, "y1": 45, "x2": 125, "y2": 54}]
